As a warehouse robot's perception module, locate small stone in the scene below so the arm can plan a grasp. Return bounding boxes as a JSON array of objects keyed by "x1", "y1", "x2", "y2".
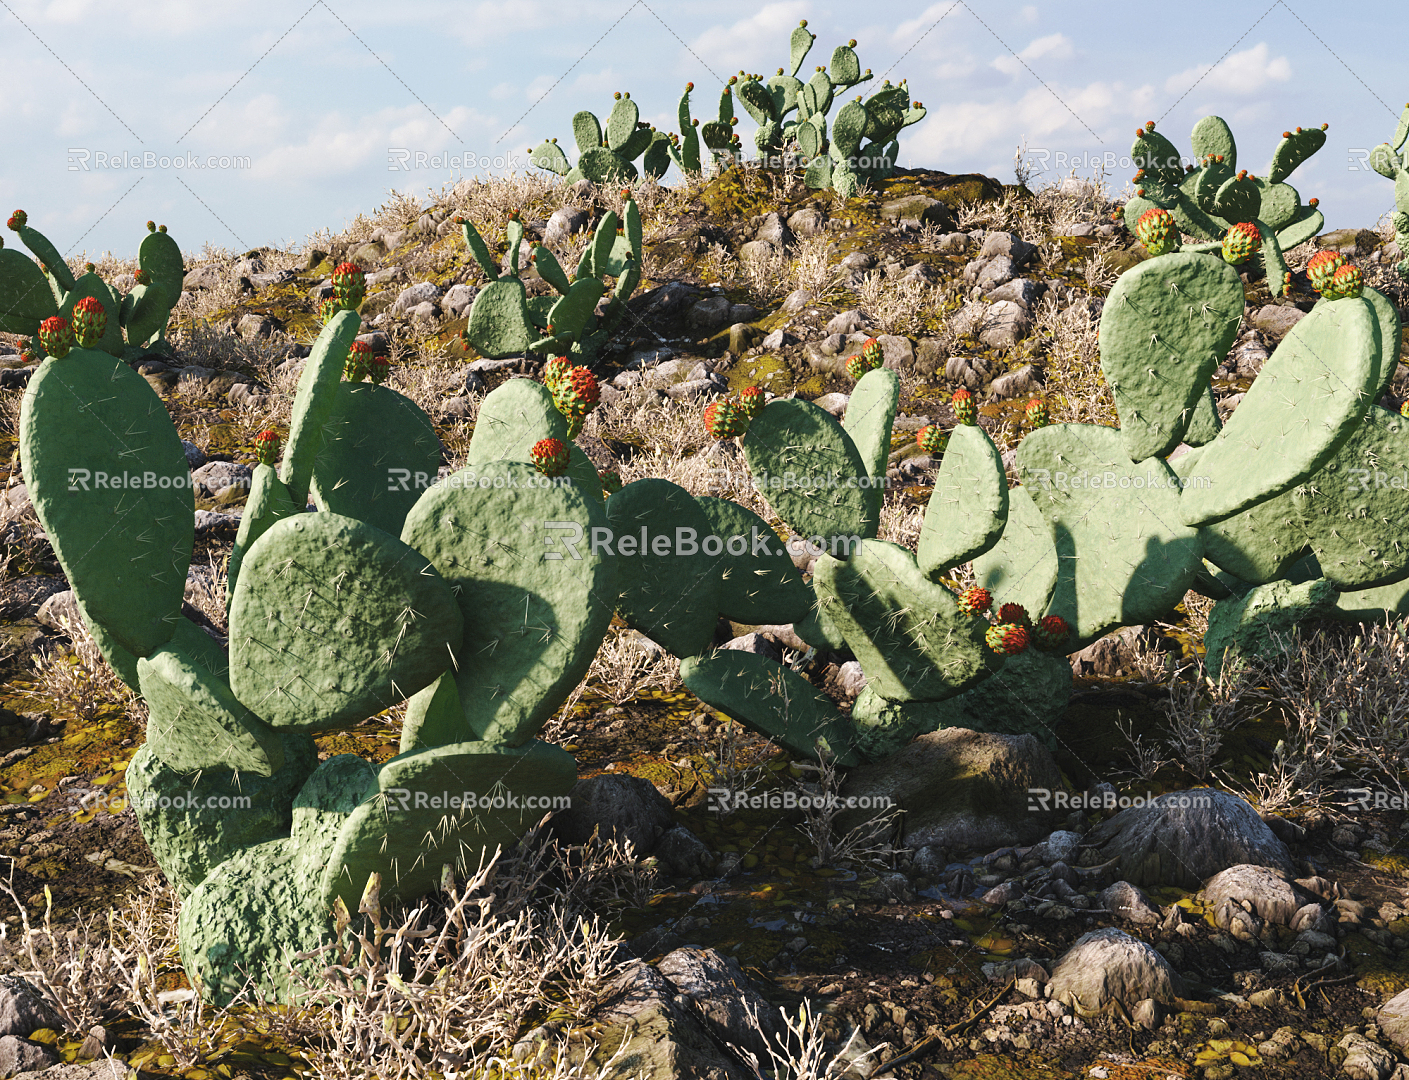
[{"x1": 825, "y1": 309, "x2": 870, "y2": 336}]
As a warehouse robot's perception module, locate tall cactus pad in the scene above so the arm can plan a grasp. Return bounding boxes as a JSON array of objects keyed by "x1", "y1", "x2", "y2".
[
  {"x1": 605, "y1": 479, "x2": 721, "y2": 658},
  {"x1": 971, "y1": 486, "x2": 1060, "y2": 620},
  {"x1": 466, "y1": 379, "x2": 568, "y2": 468},
  {"x1": 742, "y1": 398, "x2": 878, "y2": 545},
  {"x1": 279, "y1": 311, "x2": 363, "y2": 507},
  {"x1": 20, "y1": 349, "x2": 193, "y2": 656},
  {"x1": 401, "y1": 460, "x2": 615, "y2": 746},
  {"x1": 813, "y1": 541, "x2": 997, "y2": 702},
  {"x1": 0, "y1": 247, "x2": 56, "y2": 336},
  {"x1": 228, "y1": 514, "x2": 463, "y2": 732},
  {"x1": 139, "y1": 644, "x2": 285, "y2": 777},
  {"x1": 126, "y1": 735, "x2": 318, "y2": 898},
  {"x1": 1098, "y1": 252, "x2": 1244, "y2": 461},
  {"x1": 319, "y1": 739, "x2": 576, "y2": 914},
  {"x1": 917, "y1": 424, "x2": 1008, "y2": 577},
  {"x1": 842, "y1": 367, "x2": 899, "y2": 523},
  {"x1": 1180, "y1": 297, "x2": 1381, "y2": 527},
  {"x1": 696, "y1": 497, "x2": 811, "y2": 625},
  {"x1": 1018, "y1": 424, "x2": 1202, "y2": 646},
  {"x1": 1343, "y1": 286, "x2": 1402, "y2": 404},
  {"x1": 310, "y1": 384, "x2": 440, "y2": 538},
  {"x1": 680, "y1": 651, "x2": 861, "y2": 765},
  {"x1": 1184, "y1": 447, "x2": 1310, "y2": 584},
  {"x1": 225, "y1": 464, "x2": 299, "y2": 608}
]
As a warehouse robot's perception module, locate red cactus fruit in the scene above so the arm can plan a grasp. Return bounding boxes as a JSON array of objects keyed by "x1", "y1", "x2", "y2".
[
  {"x1": 996, "y1": 602, "x2": 1030, "y2": 626},
  {"x1": 738, "y1": 384, "x2": 766, "y2": 420},
  {"x1": 1221, "y1": 222, "x2": 1262, "y2": 265},
  {"x1": 1306, "y1": 250, "x2": 1347, "y2": 295},
  {"x1": 254, "y1": 429, "x2": 281, "y2": 467},
  {"x1": 18, "y1": 338, "x2": 39, "y2": 364},
  {"x1": 6, "y1": 210, "x2": 26, "y2": 231},
  {"x1": 344, "y1": 340, "x2": 374, "y2": 382},
  {"x1": 70, "y1": 296, "x2": 106, "y2": 348},
  {"x1": 1025, "y1": 398, "x2": 1049, "y2": 428},
  {"x1": 531, "y1": 437, "x2": 571, "y2": 477},
  {"x1": 38, "y1": 316, "x2": 73, "y2": 359},
  {"x1": 1135, "y1": 207, "x2": 1176, "y2": 256},
  {"x1": 600, "y1": 469, "x2": 623, "y2": 496},
  {"x1": 133, "y1": 267, "x2": 151, "y2": 286},
  {"x1": 917, "y1": 424, "x2": 948, "y2": 455},
  {"x1": 543, "y1": 355, "x2": 572, "y2": 394},
  {"x1": 1034, "y1": 615, "x2": 1070, "y2": 650},
  {"x1": 368, "y1": 353, "x2": 393, "y2": 386},
  {"x1": 703, "y1": 400, "x2": 749, "y2": 439},
  {"x1": 331, "y1": 262, "x2": 366, "y2": 308},
  {"x1": 952, "y1": 387, "x2": 976, "y2": 426},
  {"x1": 957, "y1": 586, "x2": 992, "y2": 617},
  {"x1": 553, "y1": 365, "x2": 600, "y2": 437},
  {"x1": 1324, "y1": 263, "x2": 1364, "y2": 301},
  {"x1": 985, "y1": 623, "x2": 1030, "y2": 655}
]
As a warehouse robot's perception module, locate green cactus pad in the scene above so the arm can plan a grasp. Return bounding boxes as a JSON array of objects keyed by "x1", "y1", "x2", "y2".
[
  {"x1": 401, "y1": 459, "x2": 614, "y2": 745},
  {"x1": 398, "y1": 671, "x2": 466, "y2": 754},
  {"x1": 1017, "y1": 424, "x2": 1202, "y2": 646},
  {"x1": 1341, "y1": 285, "x2": 1402, "y2": 403},
  {"x1": 842, "y1": 367, "x2": 898, "y2": 524},
  {"x1": 1182, "y1": 385, "x2": 1223, "y2": 446},
  {"x1": 605, "y1": 478, "x2": 720, "y2": 658},
  {"x1": 545, "y1": 279, "x2": 606, "y2": 346},
  {"x1": 20, "y1": 349, "x2": 193, "y2": 657},
  {"x1": 813, "y1": 540, "x2": 997, "y2": 702},
  {"x1": 12, "y1": 221, "x2": 76, "y2": 293},
  {"x1": 226, "y1": 464, "x2": 300, "y2": 608},
  {"x1": 127, "y1": 733, "x2": 317, "y2": 898},
  {"x1": 1267, "y1": 125, "x2": 1327, "y2": 185},
  {"x1": 696, "y1": 496, "x2": 811, "y2": 625},
  {"x1": 572, "y1": 111, "x2": 603, "y2": 156},
  {"x1": 279, "y1": 310, "x2": 362, "y2": 506},
  {"x1": 457, "y1": 218, "x2": 500, "y2": 281},
  {"x1": 917, "y1": 424, "x2": 1008, "y2": 578},
  {"x1": 789, "y1": 22, "x2": 815, "y2": 76},
  {"x1": 531, "y1": 246, "x2": 572, "y2": 294},
  {"x1": 737, "y1": 78, "x2": 777, "y2": 125},
  {"x1": 793, "y1": 587, "x2": 847, "y2": 651},
  {"x1": 1098, "y1": 251, "x2": 1244, "y2": 461},
  {"x1": 139, "y1": 643, "x2": 284, "y2": 777},
  {"x1": 173, "y1": 616, "x2": 229, "y2": 683},
  {"x1": 0, "y1": 247, "x2": 57, "y2": 335},
  {"x1": 576, "y1": 148, "x2": 636, "y2": 185},
  {"x1": 466, "y1": 277, "x2": 535, "y2": 358},
  {"x1": 466, "y1": 378, "x2": 567, "y2": 466},
  {"x1": 742, "y1": 398, "x2": 878, "y2": 545},
  {"x1": 1332, "y1": 578, "x2": 1409, "y2": 622},
  {"x1": 1180, "y1": 297, "x2": 1381, "y2": 527},
  {"x1": 830, "y1": 44, "x2": 863, "y2": 86},
  {"x1": 529, "y1": 140, "x2": 570, "y2": 176},
  {"x1": 121, "y1": 280, "x2": 174, "y2": 349},
  {"x1": 1190, "y1": 116, "x2": 1237, "y2": 174},
  {"x1": 831, "y1": 100, "x2": 867, "y2": 162},
  {"x1": 319, "y1": 739, "x2": 576, "y2": 914},
  {"x1": 971, "y1": 485, "x2": 1060, "y2": 619},
  {"x1": 228, "y1": 513, "x2": 463, "y2": 732},
  {"x1": 309, "y1": 384, "x2": 440, "y2": 538},
  {"x1": 137, "y1": 226, "x2": 184, "y2": 308},
  {"x1": 680, "y1": 651, "x2": 860, "y2": 765},
  {"x1": 1132, "y1": 127, "x2": 1185, "y2": 186}
]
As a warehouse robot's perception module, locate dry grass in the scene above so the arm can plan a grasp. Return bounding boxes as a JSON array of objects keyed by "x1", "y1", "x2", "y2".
[
  {"x1": 19, "y1": 612, "x2": 145, "y2": 727},
  {"x1": 1028, "y1": 292, "x2": 1113, "y2": 427},
  {"x1": 852, "y1": 273, "x2": 947, "y2": 337}
]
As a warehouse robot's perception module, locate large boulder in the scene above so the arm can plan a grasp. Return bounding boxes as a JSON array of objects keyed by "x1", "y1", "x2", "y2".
[{"x1": 548, "y1": 774, "x2": 676, "y2": 856}]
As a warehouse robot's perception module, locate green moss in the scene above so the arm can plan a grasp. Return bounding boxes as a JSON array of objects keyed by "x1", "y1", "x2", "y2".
[
  {"x1": 699, "y1": 168, "x2": 782, "y2": 221},
  {"x1": 726, "y1": 353, "x2": 794, "y2": 396}
]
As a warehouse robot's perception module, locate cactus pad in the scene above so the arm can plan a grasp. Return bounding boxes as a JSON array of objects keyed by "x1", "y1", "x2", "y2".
[
  {"x1": 917, "y1": 424, "x2": 1008, "y2": 578},
  {"x1": 696, "y1": 496, "x2": 811, "y2": 625}
]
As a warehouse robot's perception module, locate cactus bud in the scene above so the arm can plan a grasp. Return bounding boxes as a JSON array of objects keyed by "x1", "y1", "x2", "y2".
[
  {"x1": 846, "y1": 338, "x2": 884, "y2": 380},
  {"x1": 1135, "y1": 207, "x2": 1177, "y2": 256},
  {"x1": 1324, "y1": 263, "x2": 1364, "y2": 301},
  {"x1": 552, "y1": 365, "x2": 600, "y2": 438},
  {"x1": 917, "y1": 424, "x2": 948, "y2": 455},
  {"x1": 1025, "y1": 398, "x2": 1049, "y2": 428},
  {"x1": 368, "y1": 353, "x2": 392, "y2": 385},
  {"x1": 996, "y1": 602, "x2": 1030, "y2": 626},
  {"x1": 133, "y1": 267, "x2": 151, "y2": 285},
  {"x1": 686, "y1": 82, "x2": 694, "y2": 90},
  {"x1": 985, "y1": 622, "x2": 1030, "y2": 655},
  {"x1": 158, "y1": 224, "x2": 167, "y2": 233},
  {"x1": 531, "y1": 437, "x2": 571, "y2": 478},
  {"x1": 543, "y1": 355, "x2": 572, "y2": 394},
  {"x1": 331, "y1": 262, "x2": 366, "y2": 309},
  {"x1": 600, "y1": 469, "x2": 623, "y2": 497},
  {"x1": 1306, "y1": 249, "x2": 1347, "y2": 295},
  {"x1": 1401, "y1": 400, "x2": 1409, "y2": 420},
  {"x1": 37, "y1": 316, "x2": 73, "y2": 359},
  {"x1": 254, "y1": 429, "x2": 281, "y2": 467},
  {"x1": 344, "y1": 340, "x2": 374, "y2": 382},
  {"x1": 320, "y1": 298, "x2": 340, "y2": 323},
  {"x1": 1220, "y1": 222, "x2": 1261, "y2": 265},
  {"x1": 957, "y1": 586, "x2": 992, "y2": 617},
  {"x1": 146, "y1": 220, "x2": 156, "y2": 232},
  {"x1": 951, "y1": 387, "x2": 976, "y2": 425},
  {"x1": 848, "y1": 38, "x2": 857, "y2": 47},
  {"x1": 1034, "y1": 615, "x2": 1069, "y2": 650},
  {"x1": 17, "y1": 338, "x2": 38, "y2": 364},
  {"x1": 6, "y1": 210, "x2": 26, "y2": 231},
  {"x1": 703, "y1": 400, "x2": 749, "y2": 439},
  {"x1": 70, "y1": 296, "x2": 106, "y2": 348},
  {"x1": 84, "y1": 262, "x2": 96, "y2": 274},
  {"x1": 737, "y1": 384, "x2": 765, "y2": 420}
]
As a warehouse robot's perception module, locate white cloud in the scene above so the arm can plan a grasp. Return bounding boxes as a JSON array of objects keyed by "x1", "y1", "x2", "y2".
[
  {"x1": 691, "y1": 1, "x2": 810, "y2": 74},
  {"x1": 893, "y1": 2, "x2": 964, "y2": 43},
  {"x1": 992, "y1": 33, "x2": 1074, "y2": 77},
  {"x1": 1164, "y1": 42, "x2": 1291, "y2": 97}
]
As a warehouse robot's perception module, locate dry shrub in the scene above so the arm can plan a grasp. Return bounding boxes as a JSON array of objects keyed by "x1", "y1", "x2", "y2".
[{"x1": 20, "y1": 612, "x2": 144, "y2": 726}]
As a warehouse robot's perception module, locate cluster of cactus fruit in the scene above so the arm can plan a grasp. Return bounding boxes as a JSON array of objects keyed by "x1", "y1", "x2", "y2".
[
  {"x1": 1, "y1": 212, "x2": 182, "y2": 358},
  {"x1": 457, "y1": 194, "x2": 642, "y2": 364},
  {"x1": 529, "y1": 21, "x2": 922, "y2": 195}
]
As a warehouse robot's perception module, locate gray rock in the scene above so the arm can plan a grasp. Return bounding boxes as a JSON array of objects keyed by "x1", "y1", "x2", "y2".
[
  {"x1": 787, "y1": 207, "x2": 825, "y2": 236},
  {"x1": 973, "y1": 255, "x2": 1017, "y2": 291},
  {"x1": 1201, "y1": 864, "x2": 1312, "y2": 927},
  {"x1": 989, "y1": 363, "x2": 1040, "y2": 397},
  {"x1": 550, "y1": 774, "x2": 676, "y2": 856},
  {"x1": 834, "y1": 660, "x2": 867, "y2": 697},
  {"x1": 405, "y1": 301, "x2": 438, "y2": 320},
  {"x1": 235, "y1": 313, "x2": 272, "y2": 341},
  {"x1": 1222, "y1": 332, "x2": 1270, "y2": 378},
  {"x1": 6, "y1": 1063, "x2": 126, "y2": 1080},
  {"x1": 0, "y1": 576, "x2": 66, "y2": 622},
  {"x1": 945, "y1": 354, "x2": 995, "y2": 390},
  {"x1": 1034, "y1": 829, "x2": 1082, "y2": 865},
  {"x1": 985, "y1": 278, "x2": 1045, "y2": 309},
  {"x1": 825, "y1": 309, "x2": 870, "y2": 336},
  {"x1": 440, "y1": 283, "x2": 477, "y2": 319},
  {"x1": 1069, "y1": 625, "x2": 1154, "y2": 677},
  {"x1": 1378, "y1": 986, "x2": 1409, "y2": 1051},
  {"x1": 781, "y1": 289, "x2": 813, "y2": 314},
  {"x1": 1099, "y1": 881, "x2": 1162, "y2": 925},
  {"x1": 543, "y1": 206, "x2": 589, "y2": 248},
  {"x1": 686, "y1": 297, "x2": 733, "y2": 331},
  {"x1": 900, "y1": 261, "x2": 938, "y2": 286},
  {"x1": 1338, "y1": 1032, "x2": 1396, "y2": 1080},
  {"x1": 1250, "y1": 304, "x2": 1306, "y2": 337},
  {"x1": 753, "y1": 212, "x2": 792, "y2": 249},
  {"x1": 1081, "y1": 789, "x2": 1294, "y2": 890},
  {"x1": 880, "y1": 195, "x2": 953, "y2": 230},
  {"x1": 665, "y1": 378, "x2": 724, "y2": 401},
  {"x1": 1047, "y1": 927, "x2": 1184, "y2": 1017},
  {"x1": 812, "y1": 393, "x2": 849, "y2": 417},
  {"x1": 949, "y1": 300, "x2": 988, "y2": 337},
  {"x1": 36, "y1": 589, "x2": 79, "y2": 633},
  {"x1": 1, "y1": 486, "x2": 30, "y2": 521},
  {"x1": 0, "y1": 976, "x2": 62, "y2": 1038},
  {"x1": 182, "y1": 265, "x2": 223, "y2": 291},
  {"x1": 933, "y1": 232, "x2": 972, "y2": 254},
  {"x1": 191, "y1": 461, "x2": 252, "y2": 500},
  {"x1": 759, "y1": 328, "x2": 793, "y2": 350},
  {"x1": 720, "y1": 633, "x2": 782, "y2": 662},
  {"x1": 658, "y1": 948, "x2": 787, "y2": 1062},
  {"x1": 838, "y1": 252, "x2": 876, "y2": 274},
  {"x1": 180, "y1": 440, "x2": 207, "y2": 469},
  {"x1": 194, "y1": 510, "x2": 240, "y2": 537},
  {"x1": 0, "y1": 1036, "x2": 58, "y2": 1078},
  {"x1": 737, "y1": 240, "x2": 779, "y2": 266},
  {"x1": 654, "y1": 826, "x2": 715, "y2": 879},
  {"x1": 836, "y1": 727, "x2": 1065, "y2": 851},
  {"x1": 391, "y1": 281, "x2": 443, "y2": 314},
  {"x1": 875, "y1": 334, "x2": 913, "y2": 371},
  {"x1": 980, "y1": 231, "x2": 1038, "y2": 265},
  {"x1": 1059, "y1": 223, "x2": 1097, "y2": 238},
  {"x1": 978, "y1": 300, "x2": 1032, "y2": 350}
]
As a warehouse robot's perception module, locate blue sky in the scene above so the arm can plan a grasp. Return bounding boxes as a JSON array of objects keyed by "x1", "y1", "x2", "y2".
[{"x1": 2, "y1": 0, "x2": 1405, "y2": 262}]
